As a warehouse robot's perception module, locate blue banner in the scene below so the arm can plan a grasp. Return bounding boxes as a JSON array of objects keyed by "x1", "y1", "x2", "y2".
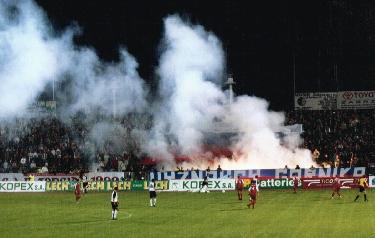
[{"x1": 149, "y1": 167, "x2": 366, "y2": 180}]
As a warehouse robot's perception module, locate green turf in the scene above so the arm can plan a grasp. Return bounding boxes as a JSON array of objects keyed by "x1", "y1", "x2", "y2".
[{"x1": 0, "y1": 189, "x2": 374, "y2": 238}]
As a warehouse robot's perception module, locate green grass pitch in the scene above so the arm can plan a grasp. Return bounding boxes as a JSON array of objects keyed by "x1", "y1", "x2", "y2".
[{"x1": 0, "y1": 189, "x2": 374, "y2": 238}]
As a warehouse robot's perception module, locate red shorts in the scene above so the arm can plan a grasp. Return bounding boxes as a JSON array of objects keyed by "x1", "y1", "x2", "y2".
[{"x1": 250, "y1": 194, "x2": 256, "y2": 200}]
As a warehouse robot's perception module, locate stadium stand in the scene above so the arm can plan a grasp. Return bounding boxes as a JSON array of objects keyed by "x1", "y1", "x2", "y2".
[
  {"x1": 0, "y1": 109, "x2": 374, "y2": 175},
  {"x1": 286, "y1": 109, "x2": 375, "y2": 168}
]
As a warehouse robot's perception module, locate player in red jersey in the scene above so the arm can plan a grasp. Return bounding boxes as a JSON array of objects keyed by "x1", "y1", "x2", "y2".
[
  {"x1": 74, "y1": 182, "x2": 82, "y2": 203},
  {"x1": 293, "y1": 176, "x2": 299, "y2": 193},
  {"x1": 331, "y1": 176, "x2": 342, "y2": 199},
  {"x1": 247, "y1": 182, "x2": 257, "y2": 209},
  {"x1": 236, "y1": 175, "x2": 244, "y2": 200}
]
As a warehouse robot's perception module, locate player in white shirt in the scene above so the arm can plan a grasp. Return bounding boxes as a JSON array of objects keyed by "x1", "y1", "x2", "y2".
[
  {"x1": 79, "y1": 170, "x2": 89, "y2": 194},
  {"x1": 149, "y1": 179, "x2": 157, "y2": 207},
  {"x1": 254, "y1": 175, "x2": 259, "y2": 192},
  {"x1": 111, "y1": 186, "x2": 119, "y2": 220},
  {"x1": 82, "y1": 175, "x2": 88, "y2": 193}
]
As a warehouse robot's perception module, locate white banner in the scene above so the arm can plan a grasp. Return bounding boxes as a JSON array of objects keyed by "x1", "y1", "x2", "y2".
[
  {"x1": 337, "y1": 91, "x2": 375, "y2": 109},
  {"x1": 369, "y1": 176, "x2": 375, "y2": 188},
  {"x1": 168, "y1": 179, "x2": 235, "y2": 192},
  {"x1": 295, "y1": 92, "x2": 337, "y2": 110},
  {"x1": 33, "y1": 172, "x2": 125, "y2": 181},
  {"x1": 0, "y1": 181, "x2": 46, "y2": 192},
  {"x1": 0, "y1": 173, "x2": 25, "y2": 181},
  {"x1": 85, "y1": 172, "x2": 125, "y2": 181}
]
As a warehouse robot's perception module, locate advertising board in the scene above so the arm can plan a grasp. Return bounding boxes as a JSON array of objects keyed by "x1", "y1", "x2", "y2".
[
  {"x1": 302, "y1": 177, "x2": 360, "y2": 189},
  {"x1": 168, "y1": 179, "x2": 235, "y2": 192},
  {"x1": 0, "y1": 181, "x2": 46, "y2": 192}
]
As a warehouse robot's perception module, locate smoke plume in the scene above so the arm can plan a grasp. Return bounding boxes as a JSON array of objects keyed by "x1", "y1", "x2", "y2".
[
  {"x1": 145, "y1": 15, "x2": 313, "y2": 169},
  {"x1": 144, "y1": 15, "x2": 227, "y2": 163},
  {"x1": 0, "y1": 0, "x2": 66, "y2": 118}
]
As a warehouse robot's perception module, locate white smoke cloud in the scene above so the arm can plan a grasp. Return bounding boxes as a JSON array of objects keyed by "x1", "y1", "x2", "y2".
[
  {"x1": 145, "y1": 15, "x2": 226, "y2": 162},
  {"x1": 147, "y1": 15, "x2": 313, "y2": 170},
  {"x1": 0, "y1": 0, "x2": 67, "y2": 118},
  {"x1": 88, "y1": 121, "x2": 127, "y2": 155},
  {"x1": 226, "y1": 96, "x2": 313, "y2": 169},
  {"x1": 55, "y1": 47, "x2": 149, "y2": 119},
  {"x1": 57, "y1": 41, "x2": 149, "y2": 166}
]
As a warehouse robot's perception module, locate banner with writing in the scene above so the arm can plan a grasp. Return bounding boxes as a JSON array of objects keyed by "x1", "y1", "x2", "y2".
[
  {"x1": 295, "y1": 92, "x2": 337, "y2": 110},
  {"x1": 302, "y1": 177, "x2": 360, "y2": 189},
  {"x1": 149, "y1": 167, "x2": 366, "y2": 180},
  {"x1": 44, "y1": 180, "x2": 169, "y2": 192},
  {"x1": 45, "y1": 181, "x2": 132, "y2": 191},
  {"x1": 0, "y1": 181, "x2": 46, "y2": 192},
  {"x1": 294, "y1": 91, "x2": 375, "y2": 110},
  {"x1": 240, "y1": 178, "x2": 301, "y2": 189},
  {"x1": 337, "y1": 91, "x2": 375, "y2": 109},
  {"x1": 168, "y1": 179, "x2": 235, "y2": 192}
]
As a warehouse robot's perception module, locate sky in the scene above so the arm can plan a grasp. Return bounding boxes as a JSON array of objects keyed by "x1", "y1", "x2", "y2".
[{"x1": 31, "y1": 0, "x2": 375, "y2": 111}]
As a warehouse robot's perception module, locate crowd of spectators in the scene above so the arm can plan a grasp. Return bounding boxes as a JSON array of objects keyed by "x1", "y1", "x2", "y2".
[
  {"x1": 286, "y1": 109, "x2": 375, "y2": 168},
  {"x1": 0, "y1": 118, "x2": 79, "y2": 174},
  {"x1": 0, "y1": 109, "x2": 374, "y2": 175},
  {"x1": 0, "y1": 114, "x2": 150, "y2": 179}
]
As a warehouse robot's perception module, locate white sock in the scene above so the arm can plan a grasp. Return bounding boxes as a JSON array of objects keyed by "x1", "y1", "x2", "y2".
[
  {"x1": 150, "y1": 199, "x2": 153, "y2": 206},
  {"x1": 153, "y1": 198, "x2": 156, "y2": 206},
  {"x1": 112, "y1": 210, "x2": 114, "y2": 219},
  {"x1": 114, "y1": 210, "x2": 118, "y2": 219}
]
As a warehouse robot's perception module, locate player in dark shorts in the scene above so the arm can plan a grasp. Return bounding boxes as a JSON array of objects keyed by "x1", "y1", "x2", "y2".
[
  {"x1": 200, "y1": 176, "x2": 209, "y2": 193},
  {"x1": 111, "y1": 186, "x2": 119, "y2": 220},
  {"x1": 79, "y1": 170, "x2": 89, "y2": 194},
  {"x1": 354, "y1": 175, "x2": 369, "y2": 202},
  {"x1": 149, "y1": 179, "x2": 157, "y2": 207}
]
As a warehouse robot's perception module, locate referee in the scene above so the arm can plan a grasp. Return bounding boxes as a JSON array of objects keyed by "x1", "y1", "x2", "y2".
[{"x1": 354, "y1": 175, "x2": 369, "y2": 202}]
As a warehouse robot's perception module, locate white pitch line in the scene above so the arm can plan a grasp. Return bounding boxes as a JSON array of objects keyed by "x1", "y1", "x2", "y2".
[{"x1": 122, "y1": 212, "x2": 132, "y2": 219}]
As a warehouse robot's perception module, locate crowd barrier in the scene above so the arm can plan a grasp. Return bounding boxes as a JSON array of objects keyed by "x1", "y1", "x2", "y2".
[
  {"x1": 0, "y1": 168, "x2": 371, "y2": 192},
  {"x1": 148, "y1": 167, "x2": 366, "y2": 180},
  {"x1": 1, "y1": 177, "x2": 368, "y2": 192}
]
